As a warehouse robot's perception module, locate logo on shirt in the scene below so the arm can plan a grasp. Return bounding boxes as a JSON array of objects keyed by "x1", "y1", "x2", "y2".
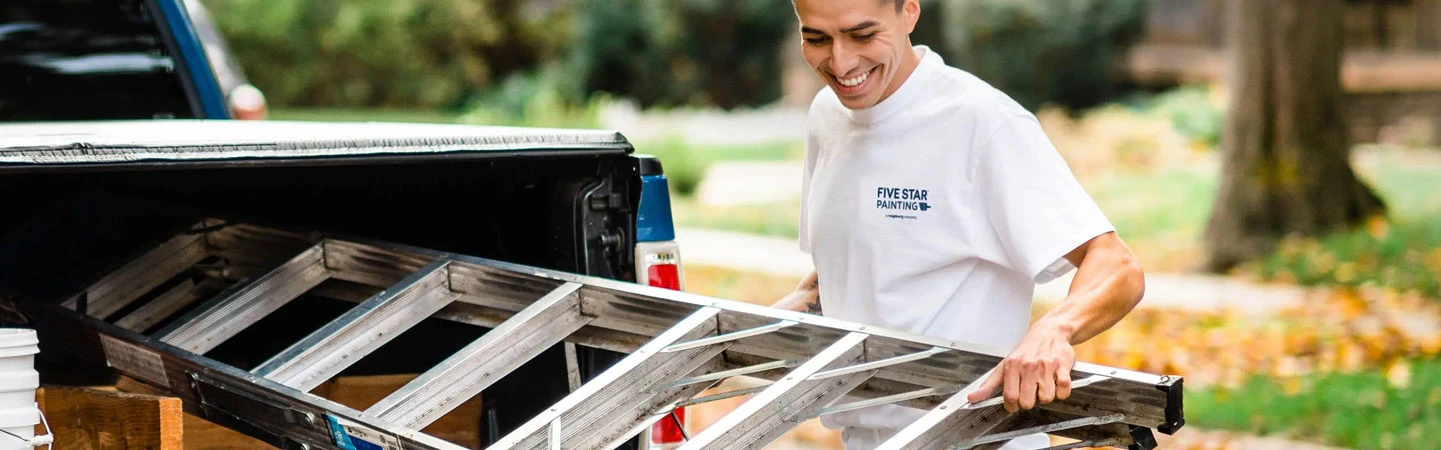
[{"x1": 876, "y1": 187, "x2": 932, "y2": 220}]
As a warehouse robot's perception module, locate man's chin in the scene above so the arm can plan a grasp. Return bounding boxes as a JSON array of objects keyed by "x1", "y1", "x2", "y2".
[{"x1": 837, "y1": 94, "x2": 878, "y2": 110}]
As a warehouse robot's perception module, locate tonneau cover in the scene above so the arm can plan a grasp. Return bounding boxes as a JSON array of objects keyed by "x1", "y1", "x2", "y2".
[{"x1": 0, "y1": 120, "x2": 631, "y2": 168}]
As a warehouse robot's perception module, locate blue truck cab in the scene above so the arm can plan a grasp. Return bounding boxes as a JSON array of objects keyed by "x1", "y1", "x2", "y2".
[{"x1": 0, "y1": 0, "x2": 266, "y2": 121}]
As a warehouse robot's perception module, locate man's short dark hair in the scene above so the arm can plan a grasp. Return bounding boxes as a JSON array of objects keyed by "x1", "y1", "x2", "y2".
[{"x1": 792, "y1": 0, "x2": 905, "y2": 14}]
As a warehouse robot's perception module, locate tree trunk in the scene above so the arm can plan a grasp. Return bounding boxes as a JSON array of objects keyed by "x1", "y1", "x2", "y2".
[
  {"x1": 1203, "y1": 0, "x2": 1386, "y2": 272},
  {"x1": 1418, "y1": 0, "x2": 1441, "y2": 50}
]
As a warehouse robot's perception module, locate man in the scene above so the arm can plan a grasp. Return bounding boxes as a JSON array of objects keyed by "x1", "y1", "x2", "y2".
[{"x1": 770, "y1": 0, "x2": 1146, "y2": 449}]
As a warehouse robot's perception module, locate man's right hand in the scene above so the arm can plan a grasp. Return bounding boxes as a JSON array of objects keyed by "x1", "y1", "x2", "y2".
[{"x1": 770, "y1": 271, "x2": 822, "y2": 314}]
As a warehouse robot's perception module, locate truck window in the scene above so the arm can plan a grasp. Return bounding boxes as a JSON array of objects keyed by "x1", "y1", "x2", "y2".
[{"x1": 0, "y1": 0, "x2": 195, "y2": 121}]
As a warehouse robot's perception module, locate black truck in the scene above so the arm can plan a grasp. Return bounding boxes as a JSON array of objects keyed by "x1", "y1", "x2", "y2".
[
  {"x1": 2, "y1": 1, "x2": 689, "y2": 447},
  {"x1": 0, "y1": 120, "x2": 689, "y2": 449}
]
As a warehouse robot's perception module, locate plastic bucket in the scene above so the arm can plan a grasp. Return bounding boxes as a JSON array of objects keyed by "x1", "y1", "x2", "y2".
[{"x1": 0, "y1": 329, "x2": 39, "y2": 449}]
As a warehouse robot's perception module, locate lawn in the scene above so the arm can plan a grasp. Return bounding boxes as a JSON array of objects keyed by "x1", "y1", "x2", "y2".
[
  {"x1": 1244, "y1": 158, "x2": 1441, "y2": 298},
  {"x1": 1189, "y1": 357, "x2": 1441, "y2": 449}
]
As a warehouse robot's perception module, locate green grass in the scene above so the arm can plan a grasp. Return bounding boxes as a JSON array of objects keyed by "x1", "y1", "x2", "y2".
[
  {"x1": 1245, "y1": 162, "x2": 1441, "y2": 298},
  {"x1": 671, "y1": 197, "x2": 800, "y2": 238},
  {"x1": 270, "y1": 108, "x2": 462, "y2": 124},
  {"x1": 1189, "y1": 358, "x2": 1441, "y2": 449},
  {"x1": 642, "y1": 138, "x2": 803, "y2": 236},
  {"x1": 635, "y1": 137, "x2": 802, "y2": 196},
  {"x1": 1087, "y1": 167, "x2": 1216, "y2": 244}
]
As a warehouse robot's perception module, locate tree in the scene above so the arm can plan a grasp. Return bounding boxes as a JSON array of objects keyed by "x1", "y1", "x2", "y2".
[{"x1": 1203, "y1": 0, "x2": 1386, "y2": 272}]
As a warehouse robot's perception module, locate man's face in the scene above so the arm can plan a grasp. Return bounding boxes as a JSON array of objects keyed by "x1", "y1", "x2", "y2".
[{"x1": 795, "y1": 0, "x2": 919, "y2": 110}]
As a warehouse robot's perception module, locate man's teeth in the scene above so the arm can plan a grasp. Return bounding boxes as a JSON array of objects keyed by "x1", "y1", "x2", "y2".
[{"x1": 838, "y1": 70, "x2": 869, "y2": 87}]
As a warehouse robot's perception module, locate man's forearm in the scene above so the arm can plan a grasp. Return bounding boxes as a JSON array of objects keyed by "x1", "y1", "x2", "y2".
[
  {"x1": 1037, "y1": 233, "x2": 1144, "y2": 345},
  {"x1": 772, "y1": 270, "x2": 822, "y2": 313}
]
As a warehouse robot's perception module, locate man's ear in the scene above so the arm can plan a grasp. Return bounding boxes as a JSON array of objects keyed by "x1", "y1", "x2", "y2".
[{"x1": 903, "y1": 0, "x2": 921, "y2": 33}]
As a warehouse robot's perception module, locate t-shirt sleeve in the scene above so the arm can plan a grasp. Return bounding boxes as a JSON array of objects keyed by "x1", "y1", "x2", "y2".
[
  {"x1": 975, "y1": 113, "x2": 1115, "y2": 284},
  {"x1": 797, "y1": 133, "x2": 819, "y2": 254}
]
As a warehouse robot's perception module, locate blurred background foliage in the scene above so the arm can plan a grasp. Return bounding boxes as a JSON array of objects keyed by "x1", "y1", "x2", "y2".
[
  {"x1": 915, "y1": 0, "x2": 1151, "y2": 111},
  {"x1": 201, "y1": 0, "x2": 1151, "y2": 113}
]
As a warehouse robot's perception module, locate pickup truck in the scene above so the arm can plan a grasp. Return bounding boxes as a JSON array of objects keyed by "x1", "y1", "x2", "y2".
[
  {"x1": 0, "y1": 0, "x2": 267, "y2": 121},
  {"x1": 0, "y1": 120, "x2": 690, "y2": 449},
  {"x1": 0, "y1": 1, "x2": 689, "y2": 449}
]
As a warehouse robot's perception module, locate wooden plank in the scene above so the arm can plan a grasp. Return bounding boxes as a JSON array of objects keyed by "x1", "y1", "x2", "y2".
[
  {"x1": 311, "y1": 374, "x2": 483, "y2": 450},
  {"x1": 110, "y1": 377, "x2": 276, "y2": 449},
  {"x1": 182, "y1": 413, "x2": 275, "y2": 450},
  {"x1": 38, "y1": 385, "x2": 183, "y2": 450},
  {"x1": 118, "y1": 374, "x2": 482, "y2": 449}
]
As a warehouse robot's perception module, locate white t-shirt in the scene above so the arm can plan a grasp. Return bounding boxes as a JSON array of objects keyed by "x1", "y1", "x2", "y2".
[{"x1": 798, "y1": 46, "x2": 1115, "y2": 449}]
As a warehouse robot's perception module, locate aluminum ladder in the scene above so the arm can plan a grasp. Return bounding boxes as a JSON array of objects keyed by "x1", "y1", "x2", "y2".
[{"x1": 29, "y1": 219, "x2": 1182, "y2": 450}]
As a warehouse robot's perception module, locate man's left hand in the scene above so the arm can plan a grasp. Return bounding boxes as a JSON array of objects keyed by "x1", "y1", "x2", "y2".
[{"x1": 966, "y1": 321, "x2": 1075, "y2": 412}]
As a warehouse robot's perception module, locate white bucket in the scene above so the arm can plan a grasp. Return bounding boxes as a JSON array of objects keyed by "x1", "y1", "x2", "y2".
[{"x1": 0, "y1": 329, "x2": 44, "y2": 449}]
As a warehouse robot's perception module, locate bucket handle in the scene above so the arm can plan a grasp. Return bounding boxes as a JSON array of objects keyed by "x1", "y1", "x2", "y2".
[{"x1": 0, "y1": 403, "x2": 52, "y2": 447}]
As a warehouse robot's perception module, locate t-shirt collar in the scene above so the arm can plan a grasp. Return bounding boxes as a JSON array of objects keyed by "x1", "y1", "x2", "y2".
[{"x1": 843, "y1": 45, "x2": 941, "y2": 125}]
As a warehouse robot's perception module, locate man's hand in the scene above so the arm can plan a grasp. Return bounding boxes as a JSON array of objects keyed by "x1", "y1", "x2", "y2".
[
  {"x1": 967, "y1": 232, "x2": 1144, "y2": 412},
  {"x1": 966, "y1": 321, "x2": 1075, "y2": 412},
  {"x1": 771, "y1": 271, "x2": 821, "y2": 313}
]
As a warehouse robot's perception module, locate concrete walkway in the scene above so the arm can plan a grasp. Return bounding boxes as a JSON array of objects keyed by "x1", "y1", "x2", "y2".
[{"x1": 675, "y1": 227, "x2": 1311, "y2": 315}]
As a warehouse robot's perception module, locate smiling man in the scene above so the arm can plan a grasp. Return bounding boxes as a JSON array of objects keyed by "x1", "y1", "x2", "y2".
[{"x1": 769, "y1": 0, "x2": 1147, "y2": 449}]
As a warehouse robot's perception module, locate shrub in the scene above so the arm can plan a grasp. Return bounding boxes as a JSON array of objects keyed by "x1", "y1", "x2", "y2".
[
  {"x1": 1146, "y1": 86, "x2": 1224, "y2": 149},
  {"x1": 201, "y1": 0, "x2": 565, "y2": 108},
  {"x1": 929, "y1": 0, "x2": 1149, "y2": 111},
  {"x1": 566, "y1": 0, "x2": 794, "y2": 109},
  {"x1": 458, "y1": 66, "x2": 608, "y2": 129}
]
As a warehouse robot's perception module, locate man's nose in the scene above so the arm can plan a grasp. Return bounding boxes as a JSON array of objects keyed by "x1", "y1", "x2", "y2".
[{"x1": 828, "y1": 40, "x2": 858, "y2": 75}]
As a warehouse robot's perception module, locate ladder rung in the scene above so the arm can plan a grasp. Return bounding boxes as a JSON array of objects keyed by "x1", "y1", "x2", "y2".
[
  {"x1": 366, "y1": 282, "x2": 588, "y2": 428},
  {"x1": 65, "y1": 232, "x2": 207, "y2": 318},
  {"x1": 603, "y1": 409, "x2": 675, "y2": 450},
  {"x1": 953, "y1": 413, "x2": 1124, "y2": 450},
  {"x1": 962, "y1": 375, "x2": 1109, "y2": 410},
  {"x1": 874, "y1": 377, "x2": 1013, "y2": 450},
  {"x1": 667, "y1": 360, "x2": 796, "y2": 388},
  {"x1": 114, "y1": 279, "x2": 199, "y2": 332},
  {"x1": 254, "y1": 260, "x2": 459, "y2": 391},
  {"x1": 1040, "y1": 437, "x2": 1130, "y2": 450},
  {"x1": 810, "y1": 346, "x2": 950, "y2": 381},
  {"x1": 677, "y1": 332, "x2": 872, "y2": 450},
  {"x1": 564, "y1": 342, "x2": 582, "y2": 392},
  {"x1": 658, "y1": 384, "x2": 772, "y2": 412},
  {"x1": 809, "y1": 385, "x2": 962, "y2": 420},
  {"x1": 548, "y1": 418, "x2": 562, "y2": 450},
  {"x1": 660, "y1": 320, "x2": 797, "y2": 353},
  {"x1": 488, "y1": 307, "x2": 726, "y2": 450},
  {"x1": 321, "y1": 239, "x2": 435, "y2": 287},
  {"x1": 569, "y1": 359, "x2": 728, "y2": 450},
  {"x1": 157, "y1": 243, "x2": 329, "y2": 354}
]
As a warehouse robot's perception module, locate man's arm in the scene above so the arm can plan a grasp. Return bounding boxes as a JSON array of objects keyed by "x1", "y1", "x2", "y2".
[
  {"x1": 967, "y1": 231, "x2": 1144, "y2": 411},
  {"x1": 771, "y1": 270, "x2": 822, "y2": 314}
]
